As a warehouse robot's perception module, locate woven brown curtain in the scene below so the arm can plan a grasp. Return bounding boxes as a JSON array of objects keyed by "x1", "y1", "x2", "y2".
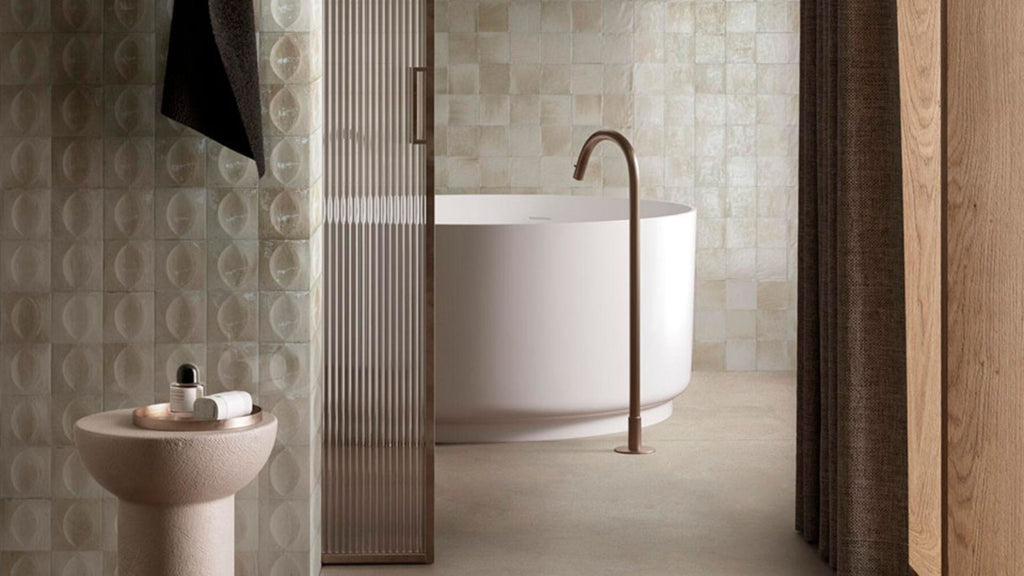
[{"x1": 796, "y1": 0, "x2": 908, "y2": 573}]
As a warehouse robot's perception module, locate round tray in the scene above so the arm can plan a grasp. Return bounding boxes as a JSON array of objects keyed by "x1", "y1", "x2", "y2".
[{"x1": 132, "y1": 403, "x2": 263, "y2": 431}]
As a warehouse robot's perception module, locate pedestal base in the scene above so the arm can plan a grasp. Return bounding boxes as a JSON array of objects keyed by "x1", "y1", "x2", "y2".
[{"x1": 117, "y1": 496, "x2": 234, "y2": 576}]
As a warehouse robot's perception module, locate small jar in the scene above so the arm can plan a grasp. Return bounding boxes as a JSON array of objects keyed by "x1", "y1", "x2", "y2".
[{"x1": 169, "y1": 363, "x2": 205, "y2": 413}]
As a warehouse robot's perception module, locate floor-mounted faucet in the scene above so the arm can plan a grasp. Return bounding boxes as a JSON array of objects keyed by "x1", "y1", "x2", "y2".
[{"x1": 573, "y1": 130, "x2": 654, "y2": 456}]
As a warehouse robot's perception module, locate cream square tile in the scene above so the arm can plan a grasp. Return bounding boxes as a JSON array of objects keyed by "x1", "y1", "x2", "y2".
[
  {"x1": 725, "y1": 339, "x2": 756, "y2": 371},
  {"x1": 104, "y1": 190, "x2": 153, "y2": 240},
  {"x1": 510, "y1": 33, "x2": 540, "y2": 63},
  {"x1": 480, "y1": 95, "x2": 510, "y2": 125},
  {"x1": 479, "y1": 2, "x2": 508, "y2": 32},
  {"x1": 510, "y1": 2, "x2": 541, "y2": 32},
  {"x1": 541, "y1": 1, "x2": 570, "y2": 32},
  {"x1": 480, "y1": 157, "x2": 510, "y2": 188},
  {"x1": 540, "y1": 33, "x2": 571, "y2": 64},
  {"x1": 477, "y1": 125, "x2": 508, "y2": 157},
  {"x1": 479, "y1": 33, "x2": 511, "y2": 63}
]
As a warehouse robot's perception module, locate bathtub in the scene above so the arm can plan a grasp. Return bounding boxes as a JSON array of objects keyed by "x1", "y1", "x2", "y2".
[{"x1": 436, "y1": 195, "x2": 696, "y2": 443}]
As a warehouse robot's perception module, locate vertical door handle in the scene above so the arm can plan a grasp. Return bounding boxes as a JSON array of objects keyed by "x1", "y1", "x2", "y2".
[{"x1": 410, "y1": 67, "x2": 427, "y2": 145}]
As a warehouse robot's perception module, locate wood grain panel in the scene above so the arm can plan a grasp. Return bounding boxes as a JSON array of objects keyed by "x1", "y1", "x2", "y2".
[
  {"x1": 896, "y1": 0, "x2": 944, "y2": 574},
  {"x1": 947, "y1": 0, "x2": 1024, "y2": 573}
]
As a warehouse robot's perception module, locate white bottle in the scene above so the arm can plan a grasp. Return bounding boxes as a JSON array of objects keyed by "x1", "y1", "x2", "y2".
[
  {"x1": 169, "y1": 363, "x2": 205, "y2": 413},
  {"x1": 194, "y1": 391, "x2": 253, "y2": 421}
]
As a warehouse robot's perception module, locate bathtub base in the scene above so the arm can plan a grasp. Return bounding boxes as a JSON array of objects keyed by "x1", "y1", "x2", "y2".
[{"x1": 437, "y1": 401, "x2": 674, "y2": 444}]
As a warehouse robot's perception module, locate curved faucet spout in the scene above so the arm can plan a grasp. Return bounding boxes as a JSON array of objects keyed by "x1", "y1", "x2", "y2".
[
  {"x1": 573, "y1": 129, "x2": 654, "y2": 456},
  {"x1": 573, "y1": 130, "x2": 639, "y2": 189}
]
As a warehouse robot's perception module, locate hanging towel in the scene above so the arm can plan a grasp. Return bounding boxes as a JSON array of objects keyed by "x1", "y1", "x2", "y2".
[{"x1": 161, "y1": 0, "x2": 265, "y2": 176}]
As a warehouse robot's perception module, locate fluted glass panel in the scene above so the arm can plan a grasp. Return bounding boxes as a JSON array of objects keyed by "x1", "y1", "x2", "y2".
[{"x1": 322, "y1": 0, "x2": 433, "y2": 563}]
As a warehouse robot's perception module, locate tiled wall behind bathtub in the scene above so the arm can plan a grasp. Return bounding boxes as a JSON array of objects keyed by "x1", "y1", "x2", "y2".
[
  {"x1": 435, "y1": 0, "x2": 799, "y2": 371},
  {"x1": 0, "y1": 0, "x2": 325, "y2": 572}
]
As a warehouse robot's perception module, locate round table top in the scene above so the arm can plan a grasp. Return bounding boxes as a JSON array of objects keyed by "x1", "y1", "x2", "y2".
[
  {"x1": 75, "y1": 408, "x2": 277, "y2": 441},
  {"x1": 73, "y1": 408, "x2": 278, "y2": 504}
]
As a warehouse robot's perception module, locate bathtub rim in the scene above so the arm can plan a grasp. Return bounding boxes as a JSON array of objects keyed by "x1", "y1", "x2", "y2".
[{"x1": 435, "y1": 194, "x2": 696, "y2": 228}]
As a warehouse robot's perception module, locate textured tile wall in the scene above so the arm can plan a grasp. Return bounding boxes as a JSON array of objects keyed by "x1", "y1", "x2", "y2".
[
  {"x1": 435, "y1": 0, "x2": 799, "y2": 371},
  {"x1": 0, "y1": 0, "x2": 325, "y2": 572}
]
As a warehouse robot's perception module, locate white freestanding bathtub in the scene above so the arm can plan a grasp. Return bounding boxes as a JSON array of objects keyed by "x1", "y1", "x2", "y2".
[{"x1": 436, "y1": 195, "x2": 696, "y2": 443}]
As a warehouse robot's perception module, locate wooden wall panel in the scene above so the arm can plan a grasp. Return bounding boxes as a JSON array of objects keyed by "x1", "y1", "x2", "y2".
[
  {"x1": 897, "y1": 0, "x2": 944, "y2": 574},
  {"x1": 946, "y1": 0, "x2": 1024, "y2": 573}
]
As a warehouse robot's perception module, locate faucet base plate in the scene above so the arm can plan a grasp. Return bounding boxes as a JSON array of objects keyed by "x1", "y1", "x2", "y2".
[{"x1": 615, "y1": 445, "x2": 655, "y2": 455}]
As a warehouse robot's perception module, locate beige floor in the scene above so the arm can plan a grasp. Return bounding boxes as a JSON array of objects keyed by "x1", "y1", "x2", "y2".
[{"x1": 323, "y1": 372, "x2": 832, "y2": 576}]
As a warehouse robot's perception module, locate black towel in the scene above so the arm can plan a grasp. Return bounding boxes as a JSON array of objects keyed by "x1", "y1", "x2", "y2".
[{"x1": 161, "y1": 0, "x2": 265, "y2": 176}]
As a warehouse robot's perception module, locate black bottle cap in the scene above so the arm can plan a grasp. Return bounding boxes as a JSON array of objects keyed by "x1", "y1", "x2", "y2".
[{"x1": 176, "y1": 363, "x2": 200, "y2": 386}]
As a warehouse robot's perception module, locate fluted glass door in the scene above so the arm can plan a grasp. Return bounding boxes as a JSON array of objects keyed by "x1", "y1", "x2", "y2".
[{"x1": 322, "y1": 0, "x2": 433, "y2": 564}]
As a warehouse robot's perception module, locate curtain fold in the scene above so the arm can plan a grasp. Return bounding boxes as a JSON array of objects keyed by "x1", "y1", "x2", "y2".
[{"x1": 797, "y1": 0, "x2": 909, "y2": 573}]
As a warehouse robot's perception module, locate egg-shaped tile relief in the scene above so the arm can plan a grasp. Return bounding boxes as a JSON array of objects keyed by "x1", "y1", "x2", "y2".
[
  {"x1": 7, "y1": 87, "x2": 43, "y2": 134},
  {"x1": 266, "y1": 189, "x2": 308, "y2": 238},
  {"x1": 56, "y1": 346, "x2": 100, "y2": 395},
  {"x1": 111, "y1": 292, "x2": 151, "y2": 342},
  {"x1": 5, "y1": 500, "x2": 50, "y2": 550},
  {"x1": 7, "y1": 396, "x2": 49, "y2": 445},
  {"x1": 57, "y1": 501, "x2": 101, "y2": 549},
  {"x1": 160, "y1": 138, "x2": 204, "y2": 187},
  {"x1": 8, "y1": 295, "x2": 46, "y2": 342},
  {"x1": 163, "y1": 293, "x2": 201, "y2": 342},
  {"x1": 268, "y1": 34, "x2": 304, "y2": 83},
  {"x1": 57, "y1": 449, "x2": 98, "y2": 498},
  {"x1": 266, "y1": 241, "x2": 306, "y2": 290},
  {"x1": 268, "y1": 555, "x2": 303, "y2": 576},
  {"x1": 215, "y1": 146, "x2": 257, "y2": 187},
  {"x1": 161, "y1": 242, "x2": 203, "y2": 290},
  {"x1": 112, "y1": 242, "x2": 150, "y2": 289},
  {"x1": 262, "y1": 343, "x2": 306, "y2": 393},
  {"x1": 213, "y1": 292, "x2": 257, "y2": 342},
  {"x1": 9, "y1": 448, "x2": 48, "y2": 496},
  {"x1": 57, "y1": 86, "x2": 100, "y2": 135},
  {"x1": 214, "y1": 242, "x2": 257, "y2": 290},
  {"x1": 269, "y1": 138, "x2": 305, "y2": 187},
  {"x1": 8, "y1": 344, "x2": 48, "y2": 394},
  {"x1": 53, "y1": 552, "x2": 101, "y2": 576},
  {"x1": 212, "y1": 344, "x2": 256, "y2": 392},
  {"x1": 268, "y1": 501, "x2": 303, "y2": 549},
  {"x1": 268, "y1": 85, "x2": 304, "y2": 134},
  {"x1": 268, "y1": 447, "x2": 302, "y2": 498},
  {"x1": 58, "y1": 243, "x2": 101, "y2": 290},
  {"x1": 213, "y1": 189, "x2": 257, "y2": 238},
  {"x1": 110, "y1": 345, "x2": 148, "y2": 395}
]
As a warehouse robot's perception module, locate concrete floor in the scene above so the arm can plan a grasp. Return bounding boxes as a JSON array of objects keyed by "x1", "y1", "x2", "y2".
[{"x1": 323, "y1": 372, "x2": 832, "y2": 576}]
